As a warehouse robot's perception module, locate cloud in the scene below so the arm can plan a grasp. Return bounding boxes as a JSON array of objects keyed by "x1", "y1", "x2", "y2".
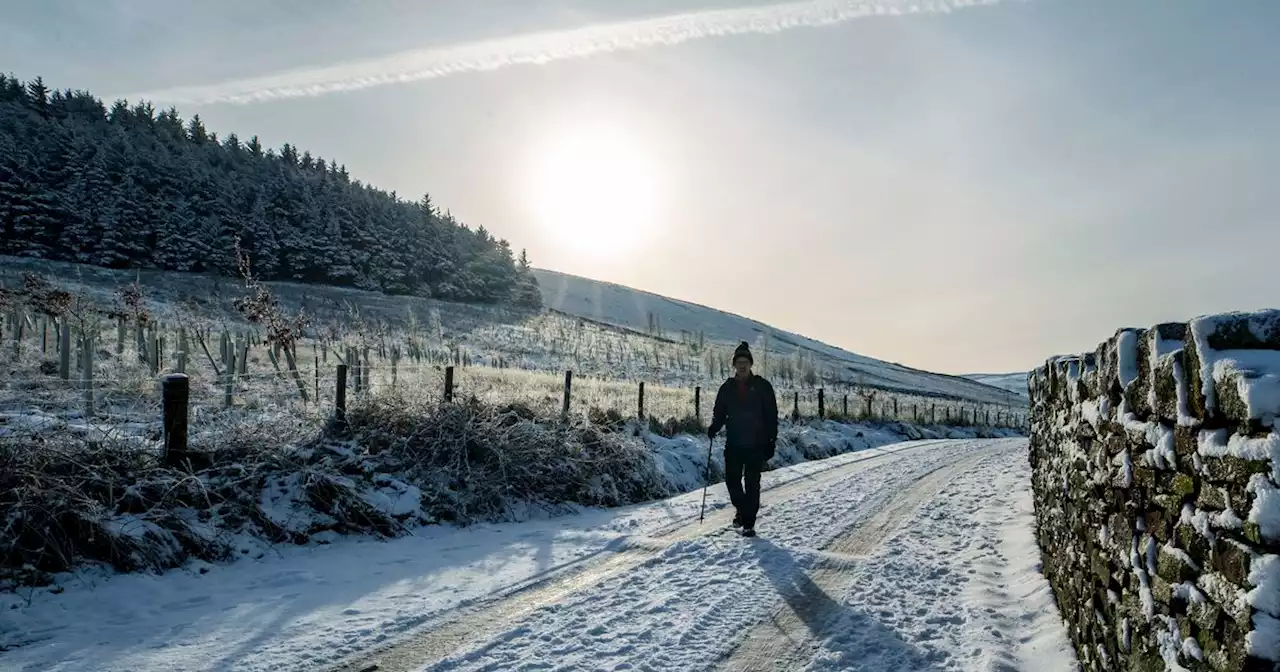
[{"x1": 120, "y1": 0, "x2": 1006, "y2": 105}]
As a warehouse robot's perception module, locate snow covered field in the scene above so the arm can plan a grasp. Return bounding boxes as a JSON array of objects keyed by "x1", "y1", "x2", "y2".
[
  {"x1": 960, "y1": 372, "x2": 1029, "y2": 399},
  {"x1": 535, "y1": 268, "x2": 1020, "y2": 406},
  {"x1": 2, "y1": 436, "x2": 1075, "y2": 672}
]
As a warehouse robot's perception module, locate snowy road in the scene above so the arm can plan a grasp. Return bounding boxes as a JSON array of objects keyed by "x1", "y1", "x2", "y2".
[
  {"x1": 1, "y1": 438, "x2": 1076, "y2": 672},
  {"x1": 339, "y1": 438, "x2": 1075, "y2": 672}
]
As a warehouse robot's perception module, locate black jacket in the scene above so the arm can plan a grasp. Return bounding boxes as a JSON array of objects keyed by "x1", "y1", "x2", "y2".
[{"x1": 709, "y1": 374, "x2": 779, "y2": 456}]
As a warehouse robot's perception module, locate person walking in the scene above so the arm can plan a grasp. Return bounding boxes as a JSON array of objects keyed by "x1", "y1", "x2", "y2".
[{"x1": 707, "y1": 342, "x2": 778, "y2": 537}]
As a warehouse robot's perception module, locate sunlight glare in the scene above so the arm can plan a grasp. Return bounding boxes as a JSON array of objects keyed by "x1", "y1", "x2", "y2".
[{"x1": 526, "y1": 121, "x2": 662, "y2": 259}]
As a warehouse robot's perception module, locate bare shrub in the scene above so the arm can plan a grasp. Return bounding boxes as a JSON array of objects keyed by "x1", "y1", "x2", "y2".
[{"x1": 342, "y1": 391, "x2": 669, "y2": 522}]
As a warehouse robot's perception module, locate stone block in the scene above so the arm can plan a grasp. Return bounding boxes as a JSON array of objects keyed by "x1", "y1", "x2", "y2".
[
  {"x1": 1173, "y1": 472, "x2": 1199, "y2": 499},
  {"x1": 1158, "y1": 543, "x2": 1201, "y2": 583},
  {"x1": 1178, "y1": 524, "x2": 1214, "y2": 571},
  {"x1": 1126, "y1": 331, "x2": 1155, "y2": 419},
  {"x1": 1201, "y1": 455, "x2": 1270, "y2": 484},
  {"x1": 1198, "y1": 483, "x2": 1230, "y2": 511},
  {"x1": 1185, "y1": 310, "x2": 1280, "y2": 426},
  {"x1": 1196, "y1": 573, "x2": 1251, "y2": 628},
  {"x1": 1210, "y1": 538, "x2": 1252, "y2": 587}
]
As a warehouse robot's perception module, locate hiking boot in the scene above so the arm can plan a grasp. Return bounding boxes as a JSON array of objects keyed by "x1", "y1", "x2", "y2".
[
  {"x1": 741, "y1": 527, "x2": 757, "y2": 538},
  {"x1": 731, "y1": 513, "x2": 743, "y2": 528}
]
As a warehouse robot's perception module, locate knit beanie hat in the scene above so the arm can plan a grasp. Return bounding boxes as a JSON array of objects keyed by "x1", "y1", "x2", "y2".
[{"x1": 733, "y1": 341, "x2": 753, "y2": 364}]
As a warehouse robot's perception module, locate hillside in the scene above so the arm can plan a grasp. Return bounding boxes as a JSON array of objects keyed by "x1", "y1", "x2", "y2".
[
  {"x1": 534, "y1": 268, "x2": 1019, "y2": 406},
  {"x1": 959, "y1": 372, "x2": 1029, "y2": 398}
]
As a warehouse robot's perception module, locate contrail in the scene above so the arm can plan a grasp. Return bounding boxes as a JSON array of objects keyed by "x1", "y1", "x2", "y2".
[{"x1": 121, "y1": 0, "x2": 1005, "y2": 105}]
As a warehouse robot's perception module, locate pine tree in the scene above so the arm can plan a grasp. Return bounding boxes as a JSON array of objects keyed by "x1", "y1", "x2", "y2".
[{"x1": 0, "y1": 72, "x2": 543, "y2": 308}]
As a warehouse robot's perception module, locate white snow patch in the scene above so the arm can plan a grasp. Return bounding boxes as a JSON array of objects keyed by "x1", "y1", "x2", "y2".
[
  {"x1": 1081, "y1": 399, "x2": 1101, "y2": 429},
  {"x1": 1113, "y1": 450, "x2": 1134, "y2": 488},
  {"x1": 1146, "y1": 422, "x2": 1176, "y2": 469},
  {"x1": 1249, "y1": 553, "x2": 1280, "y2": 617},
  {"x1": 362, "y1": 477, "x2": 423, "y2": 518},
  {"x1": 1162, "y1": 543, "x2": 1201, "y2": 572},
  {"x1": 1212, "y1": 351, "x2": 1280, "y2": 421},
  {"x1": 1172, "y1": 581, "x2": 1206, "y2": 606},
  {"x1": 1181, "y1": 636, "x2": 1204, "y2": 662},
  {"x1": 1172, "y1": 357, "x2": 1197, "y2": 427},
  {"x1": 1249, "y1": 611, "x2": 1280, "y2": 662},
  {"x1": 1181, "y1": 504, "x2": 1215, "y2": 543},
  {"x1": 1249, "y1": 475, "x2": 1280, "y2": 541},
  {"x1": 1190, "y1": 312, "x2": 1280, "y2": 420}
]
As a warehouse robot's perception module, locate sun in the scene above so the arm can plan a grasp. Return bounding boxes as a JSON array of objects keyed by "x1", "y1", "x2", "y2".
[{"x1": 525, "y1": 121, "x2": 662, "y2": 259}]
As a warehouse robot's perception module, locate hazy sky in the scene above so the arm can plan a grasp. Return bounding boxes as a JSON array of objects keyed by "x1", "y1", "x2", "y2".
[{"x1": 4, "y1": 0, "x2": 1278, "y2": 374}]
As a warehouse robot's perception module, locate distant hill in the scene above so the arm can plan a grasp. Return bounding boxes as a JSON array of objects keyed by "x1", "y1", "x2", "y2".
[
  {"x1": 959, "y1": 373, "x2": 1030, "y2": 398},
  {"x1": 532, "y1": 268, "x2": 1022, "y2": 406}
]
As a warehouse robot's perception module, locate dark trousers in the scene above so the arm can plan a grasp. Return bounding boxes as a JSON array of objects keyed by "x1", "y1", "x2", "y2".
[{"x1": 724, "y1": 448, "x2": 763, "y2": 528}]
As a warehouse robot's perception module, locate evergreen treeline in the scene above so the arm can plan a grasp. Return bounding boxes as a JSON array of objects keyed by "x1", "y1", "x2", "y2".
[{"x1": 0, "y1": 75, "x2": 542, "y2": 307}]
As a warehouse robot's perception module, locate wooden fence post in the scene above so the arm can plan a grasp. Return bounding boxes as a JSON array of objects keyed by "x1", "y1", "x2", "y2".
[
  {"x1": 59, "y1": 317, "x2": 71, "y2": 380},
  {"x1": 930, "y1": 403, "x2": 936, "y2": 424},
  {"x1": 162, "y1": 374, "x2": 189, "y2": 464},
  {"x1": 223, "y1": 342, "x2": 234, "y2": 408},
  {"x1": 81, "y1": 329, "x2": 94, "y2": 418},
  {"x1": 41, "y1": 317, "x2": 47, "y2": 355},
  {"x1": 843, "y1": 394, "x2": 848, "y2": 418},
  {"x1": 694, "y1": 386, "x2": 701, "y2": 422},
  {"x1": 348, "y1": 347, "x2": 359, "y2": 394},
  {"x1": 818, "y1": 389, "x2": 825, "y2": 419},
  {"x1": 314, "y1": 353, "x2": 320, "y2": 402},
  {"x1": 12, "y1": 310, "x2": 22, "y2": 358},
  {"x1": 335, "y1": 364, "x2": 348, "y2": 424},
  {"x1": 562, "y1": 370, "x2": 573, "y2": 420},
  {"x1": 444, "y1": 365, "x2": 455, "y2": 402},
  {"x1": 893, "y1": 397, "x2": 899, "y2": 420},
  {"x1": 638, "y1": 382, "x2": 646, "y2": 420},
  {"x1": 792, "y1": 391, "x2": 799, "y2": 421}
]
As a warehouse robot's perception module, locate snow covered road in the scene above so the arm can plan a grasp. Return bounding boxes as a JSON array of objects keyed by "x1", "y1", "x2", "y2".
[
  {"x1": 1, "y1": 438, "x2": 1076, "y2": 672},
  {"x1": 342, "y1": 438, "x2": 1076, "y2": 672}
]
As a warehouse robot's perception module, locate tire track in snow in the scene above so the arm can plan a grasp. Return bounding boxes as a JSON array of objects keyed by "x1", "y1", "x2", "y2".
[
  {"x1": 772, "y1": 438, "x2": 1072, "y2": 672},
  {"x1": 398, "y1": 441, "x2": 998, "y2": 671},
  {"x1": 718, "y1": 448, "x2": 993, "y2": 672},
  {"x1": 329, "y1": 439, "x2": 955, "y2": 672}
]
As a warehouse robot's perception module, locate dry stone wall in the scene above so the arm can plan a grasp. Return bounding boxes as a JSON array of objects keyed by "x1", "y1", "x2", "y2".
[{"x1": 1029, "y1": 310, "x2": 1280, "y2": 671}]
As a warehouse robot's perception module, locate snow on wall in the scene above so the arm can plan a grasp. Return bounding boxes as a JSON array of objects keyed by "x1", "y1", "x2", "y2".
[{"x1": 1029, "y1": 310, "x2": 1280, "y2": 672}]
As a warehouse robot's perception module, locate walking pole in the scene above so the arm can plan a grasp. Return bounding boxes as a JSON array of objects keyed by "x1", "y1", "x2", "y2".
[{"x1": 699, "y1": 435, "x2": 714, "y2": 524}]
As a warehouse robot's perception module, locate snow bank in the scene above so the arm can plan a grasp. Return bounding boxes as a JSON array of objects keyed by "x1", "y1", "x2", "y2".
[{"x1": 1029, "y1": 310, "x2": 1280, "y2": 670}]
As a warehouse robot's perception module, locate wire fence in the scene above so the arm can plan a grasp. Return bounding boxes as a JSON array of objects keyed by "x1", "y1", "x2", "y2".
[{"x1": 0, "y1": 312, "x2": 1030, "y2": 451}]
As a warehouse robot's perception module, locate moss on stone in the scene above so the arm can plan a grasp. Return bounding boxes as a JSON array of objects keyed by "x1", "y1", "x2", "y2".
[
  {"x1": 1243, "y1": 521, "x2": 1265, "y2": 546},
  {"x1": 1173, "y1": 472, "x2": 1198, "y2": 499},
  {"x1": 1157, "y1": 544, "x2": 1199, "y2": 583},
  {"x1": 1183, "y1": 336, "x2": 1209, "y2": 421},
  {"x1": 1197, "y1": 484, "x2": 1228, "y2": 511},
  {"x1": 1202, "y1": 455, "x2": 1270, "y2": 484}
]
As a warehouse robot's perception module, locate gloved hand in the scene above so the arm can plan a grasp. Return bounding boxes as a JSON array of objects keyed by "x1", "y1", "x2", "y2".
[
  {"x1": 707, "y1": 426, "x2": 717, "y2": 440},
  {"x1": 765, "y1": 439, "x2": 776, "y2": 461}
]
